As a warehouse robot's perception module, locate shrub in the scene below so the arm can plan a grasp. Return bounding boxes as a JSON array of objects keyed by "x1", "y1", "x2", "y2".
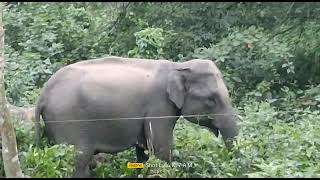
[
  {"x1": 1, "y1": 98, "x2": 319, "y2": 178},
  {"x1": 3, "y1": 3, "x2": 117, "y2": 106},
  {"x1": 128, "y1": 27, "x2": 176, "y2": 59},
  {"x1": 21, "y1": 144, "x2": 75, "y2": 178},
  {"x1": 86, "y1": 100, "x2": 320, "y2": 178},
  {"x1": 278, "y1": 21, "x2": 320, "y2": 86},
  {"x1": 0, "y1": 119, "x2": 75, "y2": 178},
  {"x1": 192, "y1": 26, "x2": 294, "y2": 103}
]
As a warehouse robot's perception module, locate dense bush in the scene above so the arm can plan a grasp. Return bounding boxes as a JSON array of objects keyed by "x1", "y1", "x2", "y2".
[
  {"x1": 3, "y1": 2, "x2": 320, "y2": 106},
  {"x1": 279, "y1": 21, "x2": 320, "y2": 86},
  {"x1": 193, "y1": 26, "x2": 295, "y2": 103},
  {"x1": 3, "y1": 3, "x2": 118, "y2": 106},
  {"x1": 21, "y1": 144, "x2": 75, "y2": 178},
  {"x1": 89, "y1": 99, "x2": 320, "y2": 178},
  {"x1": 128, "y1": 27, "x2": 169, "y2": 59},
  {"x1": 0, "y1": 118, "x2": 75, "y2": 178}
]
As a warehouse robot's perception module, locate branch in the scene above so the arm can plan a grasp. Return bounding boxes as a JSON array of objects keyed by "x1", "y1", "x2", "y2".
[
  {"x1": 94, "y1": 2, "x2": 132, "y2": 46},
  {"x1": 277, "y1": 2, "x2": 295, "y2": 26},
  {"x1": 109, "y1": 2, "x2": 131, "y2": 34},
  {"x1": 267, "y1": 20, "x2": 304, "y2": 42}
]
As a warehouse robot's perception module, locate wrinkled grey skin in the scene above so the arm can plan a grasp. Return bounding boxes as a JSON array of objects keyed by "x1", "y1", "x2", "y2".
[{"x1": 34, "y1": 56, "x2": 238, "y2": 178}]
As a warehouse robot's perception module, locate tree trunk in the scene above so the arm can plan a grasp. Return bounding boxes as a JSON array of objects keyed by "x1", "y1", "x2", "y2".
[
  {"x1": 7, "y1": 104, "x2": 35, "y2": 122},
  {"x1": 0, "y1": 2, "x2": 25, "y2": 178}
]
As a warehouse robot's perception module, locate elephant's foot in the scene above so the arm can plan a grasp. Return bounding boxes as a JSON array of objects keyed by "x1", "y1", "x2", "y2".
[
  {"x1": 135, "y1": 146, "x2": 149, "y2": 177},
  {"x1": 136, "y1": 146, "x2": 149, "y2": 162},
  {"x1": 72, "y1": 147, "x2": 94, "y2": 178}
]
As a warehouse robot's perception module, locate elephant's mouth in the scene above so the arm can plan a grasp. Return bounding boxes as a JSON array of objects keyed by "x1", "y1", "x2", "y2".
[
  {"x1": 183, "y1": 113, "x2": 220, "y2": 137},
  {"x1": 192, "y1": 113, "x2": 213, "y2": 124},
  {"x1": 209, "y1": 126, "x2": 220, "y2": 137},
  {"x1": 193, "y1": 113, "x2": 220, "y2": 137},
  {"x1": 207, "y1": 114, "x2": 215, "y2": 120},
  {"x1": 200, "y1": 116, "x2": 217, "y2": 136}
]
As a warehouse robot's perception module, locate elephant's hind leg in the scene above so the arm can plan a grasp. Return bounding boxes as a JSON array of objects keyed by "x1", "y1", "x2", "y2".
[{"x1": 72, "y1": 147, "x2": 95, "y2": 178}]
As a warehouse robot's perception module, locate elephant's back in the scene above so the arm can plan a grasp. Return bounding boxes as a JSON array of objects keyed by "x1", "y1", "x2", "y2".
[
  {"x1": 40, "y1": 58, "x2": 154, "y2": 149},
  {"x1": 70, "y1": 56, "x2": 172, "y2": 68},
  {"x1": 44, "y1": 56, "x2": 172, "y2": 91},
  {"x1": 42, "y1": 57, "x2": 160, "y2": 120}
]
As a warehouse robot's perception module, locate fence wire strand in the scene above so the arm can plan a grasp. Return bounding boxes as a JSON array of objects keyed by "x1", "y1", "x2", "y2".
[{"x1": 33, "y1": 110, "x2": 319, "y2": 124}]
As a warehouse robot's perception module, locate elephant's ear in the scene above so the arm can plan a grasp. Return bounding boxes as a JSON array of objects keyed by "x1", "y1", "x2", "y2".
[{"x1": 166, "y1": 68, "x2": 190, "y2": 109}]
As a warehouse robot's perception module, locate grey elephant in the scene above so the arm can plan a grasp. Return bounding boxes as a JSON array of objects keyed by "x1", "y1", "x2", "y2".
[{"x1": 34, "y1": 56, "x2": 238, "y2": 178}]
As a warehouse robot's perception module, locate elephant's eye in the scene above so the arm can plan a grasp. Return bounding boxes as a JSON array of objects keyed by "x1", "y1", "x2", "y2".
[{"x1": 207, "y1": 97, "x2": 216, "y2": 106}]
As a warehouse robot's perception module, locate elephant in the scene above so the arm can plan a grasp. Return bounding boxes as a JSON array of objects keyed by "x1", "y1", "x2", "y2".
[{"x1": 34, "y1": 56, "x2": 238, "y2": 178}]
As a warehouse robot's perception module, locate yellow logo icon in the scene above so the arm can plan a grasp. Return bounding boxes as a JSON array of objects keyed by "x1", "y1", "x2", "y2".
[{"x1": 127, "y1": 162, "x2": 144, "y2": 169}]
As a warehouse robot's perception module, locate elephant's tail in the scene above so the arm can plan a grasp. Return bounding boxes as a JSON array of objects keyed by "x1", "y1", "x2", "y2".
[{"x1": 34, "y1": 95, "x2": 44, "y2": 148}]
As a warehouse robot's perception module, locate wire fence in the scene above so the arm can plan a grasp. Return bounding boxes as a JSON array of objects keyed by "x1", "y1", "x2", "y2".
[{"x1": 33, "y1": 109, "x2": 319, "y2": 124}]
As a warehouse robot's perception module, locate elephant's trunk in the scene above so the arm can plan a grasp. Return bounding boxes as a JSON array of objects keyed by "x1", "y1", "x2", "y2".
[{"x1": 212, "y1": 108, "x2": 238, "y2": 150}]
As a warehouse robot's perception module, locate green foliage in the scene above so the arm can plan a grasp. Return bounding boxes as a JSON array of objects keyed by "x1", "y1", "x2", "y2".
[
  {"x1": 279, "y1": 21, "x2": 320, "y2": 86},
  {"x1": 128, "y1": 28, "x2": 166, "y2": 59},
  {"x1": 94, "y1": 101, "x2": 320, "y2": 178},
  {"x1": 4, "y1": 45, "x2": 45, "y2": 106},
  {"x1": 193, "y1": 26, "x2": 294, "y2": 102},
  {"x1": 273, "y1": 84, "x2": 320, "y2": 121},
  {"x1": 3, "y1": 2, "x2": 118, "y2": 106},
  {"x1": 1, "y1": 98, "x2": 319, "y2": 178},
  {"x1": 236, "y1": 101, "x2": 320, "y2": 178},
  {"x1": 13, "y1": 118, "x2": 35, "y2": 152},
  {"x1": 0, "y1": 119, "x2": 75, "y2": 178},
  {"x1": 93, "y1": 150, "x2": 136, "y2": 178},
  {"x1": 21, "y1": 144, "x2": 75, "y2": 178},
  {"x1": 3, "y1": 3, "x2": 320, "y2": 105}
]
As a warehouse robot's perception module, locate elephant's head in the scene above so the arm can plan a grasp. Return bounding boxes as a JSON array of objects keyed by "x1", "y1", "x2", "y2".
[{"x1": 167, "y1": 59, "x2": 238, "y2": 149}]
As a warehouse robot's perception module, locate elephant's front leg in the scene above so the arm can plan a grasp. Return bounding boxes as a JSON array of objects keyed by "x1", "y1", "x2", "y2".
[
  {"x1": 136, "y1": 146, "x2": 149, "y2": 163},
  {"x1": 134, "y1": 146, "x2": 149, "y2": 177},
  {"x1": 144, "y1": 118, "x2": 176, "y2": 165}
]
